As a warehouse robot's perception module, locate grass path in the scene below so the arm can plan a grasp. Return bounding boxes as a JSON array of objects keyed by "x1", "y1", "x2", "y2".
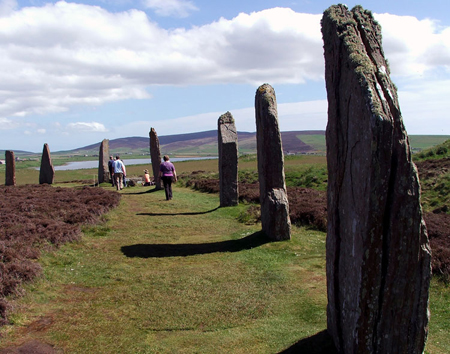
[
  {"x1": 0, "y1": 185, "x2": 329, "y2": 353},
  {"x1": 0, "y1": 185, "x2": 448, "y2": 353}
]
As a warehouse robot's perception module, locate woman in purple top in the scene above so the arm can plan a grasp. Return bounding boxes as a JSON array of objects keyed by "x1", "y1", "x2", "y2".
[{"x1": 159, "y1": 155, "x2": 177, "y2": 200}]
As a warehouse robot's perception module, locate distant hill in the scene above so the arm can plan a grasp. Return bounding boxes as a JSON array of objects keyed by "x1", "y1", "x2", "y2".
[
  {"x1": 66, "y1": 130, "x2": 326, "y2": 156},
  {"x1": 2, "y1": 132, "x2": 448, "y2": 158}
]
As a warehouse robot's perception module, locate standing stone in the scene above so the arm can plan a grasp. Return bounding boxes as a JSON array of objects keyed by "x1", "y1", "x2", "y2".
[
  {"x1": 149, "y1": 127, "x2": 162, "y2": 190},
  {"x1": 322, "y1": 5, "x2": 431, "y2": 354},
  {"x1": 39, "y1": 143, "x2": 55, "y2": 184},
  {"x1": 98, "y1": 139, "x2": 109, "y2": 184},
  {"x1": 218, "y1": 112, "x2": 239, "y2": 207},
  {"x1": 5, "y1": 150, "x2": 16, "y2": 186},
  {"x1": 255, "y1": 84, "x2": 291, "y2": 241}
]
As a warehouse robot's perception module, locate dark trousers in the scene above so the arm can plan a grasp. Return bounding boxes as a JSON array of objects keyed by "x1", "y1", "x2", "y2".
[{"x1": 161, "y1": 176, "x2": 173, "y2": 200}]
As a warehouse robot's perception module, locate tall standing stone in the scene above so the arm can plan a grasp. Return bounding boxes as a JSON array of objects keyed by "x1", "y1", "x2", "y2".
[
  {"x1": 255, "y1": 84, "x2": 291, "y2": 241},
  {"x1": 322, "y1": 5, "x2": 431, "y2": 354},
  {"x1": 39, "y1": 143, "x2": 55, "y2": 185},
  {"x1": 149, "y1": 127, "x2": 162, "y2": 190},
  {"x1": 218, "y1": 112, "x2": 239, "y2": 207},
  {"x1": 5, "y1": 150, "x2": 16, "y2": 186},
  {"x1": 98, "y1": 139, "x2": 109, "y2": 184}
]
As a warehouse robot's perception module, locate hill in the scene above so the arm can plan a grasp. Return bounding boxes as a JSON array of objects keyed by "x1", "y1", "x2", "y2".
[{"x1": 65, "y1": 130, "x2": 326, "y2": 156}]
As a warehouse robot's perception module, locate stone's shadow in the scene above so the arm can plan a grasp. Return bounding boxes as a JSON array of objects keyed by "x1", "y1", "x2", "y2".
[
  {"x1": 278, "y1": 330, "x2": 337, "y2": 354},
  {"x1": 122, "y1": 188, "x2": 161, "y2": 195},
  {"x1": 137, "y1": 206, "x2": 220, "y2": 216},
  {"x1": 121, "y1": 231, "x2": 269, "y2": 258}
]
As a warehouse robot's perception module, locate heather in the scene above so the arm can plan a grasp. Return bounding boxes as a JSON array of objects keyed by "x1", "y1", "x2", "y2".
[
  {"x1": 0, "y1": 185, "x2": 120, "y2": 324},
  {"x1": 181, "y1": 156, "x2": 449, "y2": 281}
]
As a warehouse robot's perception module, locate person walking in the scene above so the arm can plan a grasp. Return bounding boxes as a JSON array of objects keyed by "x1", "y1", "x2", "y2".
[
  {"x1": 159, "y1": 155, "x2": 177, "y2": 200},
  {"x1": 108, "y1": 155, "x2": 115, "y2": 187},
  {"x1": 113, "y1": 155, "x2": 126, "y2": 191}
]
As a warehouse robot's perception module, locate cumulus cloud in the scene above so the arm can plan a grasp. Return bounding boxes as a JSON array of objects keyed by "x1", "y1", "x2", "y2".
[
  {"x1": 67, "y1": 122, "x2": 108, "y2": 132},
  {"x1": 375, "y1": 13, "x2": 450, "y2": 76},
  {"x1": 0, "y1": 117, "x2": 17, "y2": 129},
  {"x1": 0, "y1": 1, "x2": 449, "y2": 131},
  {"x1": 142, "y1": 0, "x2": 198, "y2": 18}
]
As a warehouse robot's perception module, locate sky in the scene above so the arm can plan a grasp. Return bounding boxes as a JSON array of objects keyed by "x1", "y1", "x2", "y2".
[{"x1": 1, "y1": 0, "x2": 449, "y2": 152}]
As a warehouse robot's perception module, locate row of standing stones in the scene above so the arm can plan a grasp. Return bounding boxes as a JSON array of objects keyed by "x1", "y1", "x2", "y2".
[{"x1": 3, "y1": 5, "x2": 431, "y2": 353}]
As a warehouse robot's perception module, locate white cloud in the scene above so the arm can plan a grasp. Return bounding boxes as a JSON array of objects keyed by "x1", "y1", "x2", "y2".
[
  {"x1": 0, "y1": 2, "x2": 449, "y2": 134},
  {"x1": 375, "y1": 13, "x2": 450, "y2": 76},
  {"x1": 0, "y1": 117, "x2": 17, "y2": 129},
  {"x1": 37, "y1": 128, "x2": 46, "y2": 134},
  {"x1": 0, "y1": 0, "x2": 16, "y2": 17},
  {"x1": 142, "y1": 0, "x2": 198, "y2": 18},
  {"x1": 67, "y1": 122, "x2": 108, "y2": 132}
]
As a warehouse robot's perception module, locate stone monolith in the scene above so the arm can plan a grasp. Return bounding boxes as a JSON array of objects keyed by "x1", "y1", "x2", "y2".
[
  {"x1": 149, "y1": 127, "x2": 162, "y2": 189},
  {"x1": 255, "y1": 84, "x2": 291, "y2": 241},
  {"x1": 98, "y1": 139, "x2": 109, "y2": 184},
  {"x1": 218, "y1": 112, "x2": 239, "y2": 207},
  {"x1": 5, "y1": 150, "x2": 15, "y2": 186},
  {"x1": 322, "y1": 5, "x2": 431, "y2": 354},
  {"x1": 39, "y1": 143, "x2": 55, "y2": 184}
]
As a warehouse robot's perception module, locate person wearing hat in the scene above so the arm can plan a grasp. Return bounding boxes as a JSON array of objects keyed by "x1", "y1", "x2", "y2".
[{"x1": 143, "y1": 169, "x2": 152, "y2": 186}]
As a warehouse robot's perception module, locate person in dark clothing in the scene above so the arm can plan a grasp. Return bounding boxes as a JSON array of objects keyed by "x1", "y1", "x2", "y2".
[
  {"x1": 108, "y1": 155, "x2": 115, "y2": 187},
  {"x1": 159, "y1": 155, "x2": 177, "y2": 200}
]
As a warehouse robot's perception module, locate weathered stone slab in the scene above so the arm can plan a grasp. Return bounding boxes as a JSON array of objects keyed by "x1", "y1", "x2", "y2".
[
  {"x1": 218, "y1": 111, "x2": 239, "y2": 207},
  {"x1": 98, "y1": 139, "x2": 109, "y2": 184},
  {"x1": 5, "y1": 150, "x2": 15, "y2": 186},
  {"x1": 39, "y1": 143, "x2": 54, "y2": 185},
  {"x1": 149, "y1": 127, "x2": 162, "y2": 190},
  {"x1": 322, "y1": 5, "x2": 431, "y2": 353},
  {"x1": 255, "y1": 84, "x2": 291, "y2": 241}
]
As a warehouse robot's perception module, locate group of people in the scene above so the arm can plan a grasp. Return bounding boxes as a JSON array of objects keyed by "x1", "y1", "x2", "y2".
[
  {"x1": 108, "y1": 155, "x2": 127, "y2": 191},
  {"x1": 109, "y1": 154, "x2": 177, "y2": 201}
]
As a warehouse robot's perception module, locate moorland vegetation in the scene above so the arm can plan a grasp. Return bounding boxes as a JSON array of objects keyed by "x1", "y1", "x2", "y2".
[{"x1": 0, "y1": 141, "x2": 448, "y2": 353}]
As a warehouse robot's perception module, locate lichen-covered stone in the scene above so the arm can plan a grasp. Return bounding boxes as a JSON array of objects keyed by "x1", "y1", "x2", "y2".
[
  {"x1": 218, "y1": 111, "x2": 239, "y2": 207},
  {"x1": 255, "y1": 84, "x2": 291, "y2": 241},
  {"x1": 5, "y1": 150, "x2": 15, "y2": 186},
  {"x1": 322, "y1": 5, "x2": 431, "y2": 353},
  {"x1": 39, "y1": 143, "x2": 55, "y2": 185},
  {"x1": 98, "y1": 139, "x2": 109, "y2": 184},
  {"x1": 150, "y1": 127, "x2": 162, "y2": 190}
]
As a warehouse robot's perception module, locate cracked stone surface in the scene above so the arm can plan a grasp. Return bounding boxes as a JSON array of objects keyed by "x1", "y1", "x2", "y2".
[
  {"x1": 255, "y1": 84, "x2": 291, "y2": 241},
  {"x1": 39, "y1": 143, "x2": 54, "y2": 185},
  {"x1": 322, "y1": 5, "x2": 431, "y2": 353},
  {"x1": 218, "y1": 111, "x2": 239, "y2": 207},
  {"x1": 98, "y1": 139, "x2": 109, "y2": 184},
  {"x1": 5, "y1": 150, "x2": 15, "y2": 186},
  {"x1": 149, "y1": 127, "x2": 162, "y2": 190}
]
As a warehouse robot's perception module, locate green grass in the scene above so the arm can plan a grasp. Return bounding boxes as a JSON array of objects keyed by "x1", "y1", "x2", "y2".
[
  {"x1": 414, "y1": 139, "x2": 450, "y2": 161},
  {"x1": 296, "y1": 134, "x2": 326, "y2": 152},
  {"x1": 0, "y1": 186, "x2": 329, "y2": 353},
  {"x1": 0, "y1": 154, "x2": 448, "y2": 353}
]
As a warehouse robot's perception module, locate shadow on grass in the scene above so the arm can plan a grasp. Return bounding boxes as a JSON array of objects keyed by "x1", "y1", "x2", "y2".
[
  {"x1": 136, "y1": 206, "x2": 220, "y2": 216},
  {"x1": 278, "y1": 330, "x2": 337, "y2": 354},
  {"x1": 122, "y1": 187, "x2": 161, "y2": 195},
  {"x1": 121, "y1": 231, "x2": 270, "y2": 258}
]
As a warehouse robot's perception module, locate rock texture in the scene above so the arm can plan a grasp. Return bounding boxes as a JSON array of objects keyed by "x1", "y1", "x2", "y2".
[
  {"x1": 254, "y1": 84, "x2": 291, "y2": 241},
  {"x1": 218, "y1": 112, "x2": 239, "y2": 207},
  {"x1": 98, "y1": 139, "x2": 109, "y2": 184},
  {"x1": 149, "y1": 127, "x2": 162, "y2": 189},
  {"x1": 322, "y1": 5, "x2": 431, "y2": 354},
  {"x1": 39, "y1": 143, "x2": 55, "y2": 185},
  {"x1": 5, "y1": 150, "x2": 15, "y2": 186}
]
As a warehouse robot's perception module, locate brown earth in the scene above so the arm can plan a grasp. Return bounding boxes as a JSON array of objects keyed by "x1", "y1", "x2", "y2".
[{"x1": 0, "y1": 184, "x2": 120, "y2": 326}]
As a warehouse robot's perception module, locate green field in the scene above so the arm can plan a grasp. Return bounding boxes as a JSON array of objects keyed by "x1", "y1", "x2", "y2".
[{"x1": 0, "y1": 155, "x2": 448, "y2": 353}]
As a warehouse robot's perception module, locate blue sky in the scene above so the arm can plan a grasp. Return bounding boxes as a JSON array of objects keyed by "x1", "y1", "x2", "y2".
[{"x1": 1, "y1": 0, "x2": 450, "y2": 152}]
